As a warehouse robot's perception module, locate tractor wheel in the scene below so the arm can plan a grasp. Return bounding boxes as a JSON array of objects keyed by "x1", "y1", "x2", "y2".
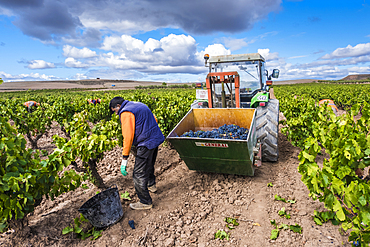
[{"x1": 255, "y1": 99, "x2": 279, "y2": 162}]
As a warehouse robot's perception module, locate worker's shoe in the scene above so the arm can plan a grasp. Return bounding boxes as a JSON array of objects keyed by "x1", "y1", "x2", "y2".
[
  {"x1": 129, "y1": 202, "x2": 152, "y2": 210},
  {"x1": 148, "y1": 184, "x2": 157, "y2": 193}
]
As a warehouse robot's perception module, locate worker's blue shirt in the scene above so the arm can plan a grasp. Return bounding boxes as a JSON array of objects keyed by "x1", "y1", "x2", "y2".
[{"x1": 118, "y1": 100, "x2": 164, "y2": 150}]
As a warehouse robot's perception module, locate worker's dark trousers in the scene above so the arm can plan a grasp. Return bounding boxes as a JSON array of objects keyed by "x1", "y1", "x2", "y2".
[{"x1": 133, "y1": 146, "x2": 158, "y2": 205}]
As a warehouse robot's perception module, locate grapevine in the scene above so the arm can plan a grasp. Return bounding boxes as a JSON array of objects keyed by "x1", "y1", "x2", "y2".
[
  {"x1": 0, "y1": 116, "x2": 85, "y2": 230},
  {"x1": 275, "y1": 82, "x2": 370, "y2": 245}
]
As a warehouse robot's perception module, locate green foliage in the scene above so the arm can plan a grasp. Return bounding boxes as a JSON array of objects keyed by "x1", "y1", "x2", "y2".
[
  {"x1": 274, "y1": 194, "x2": 287, "y2": 203},
  {"x1": 62, "y1": 214, "x2": 103, "y2": 240},
  {"x1": 120, "y1": 191, "x2": 131, "y2": 200},
  {"x1": 267, "y1": 182, "x2": 274, "y2": 187},
  {"x1": 224, "y1": 217, "x2": 239, "y2": 226},
  {"x1": 135, "y1": 84, "x2": 191, "y2": 89},
  {"x1": 3, "y1": 99, "x2": 53, "y2": 149},
  {"x1": 296, "y1": 103, "x2": 370, "y2": 245},
  {"x1": 53, "y1": 111, "x2": 120, "y2": 186},
  {"x1": 313, "y1": 210, "x2": 339, "y2": 226},
  {"x1": 0, "y1": 88, "x2": 195, "y2": 138},
  {"x1": 0, "y1": 219, "x2": 7, "y2": 233},
  {"x1": 274, "y1": 82, "x2": 370, "y2": 111},
  {"x1": 275, "y1": 82, "x2": 370, "y2": 245},
  {"x1": 0, "y1": 116, "x2": 84, "y2": 225},
  {"x1": 278, "y1": 95, "x2": 322, "y2": 149},
  {"x1": 270, "y1": 220, "x2": 302, "y2": 240},
  {"x1": 0, "y1": 88, "x2": 196, "y2": 230},
  {"x1": 278, "y1": 207, "x2": 291, "y2": 219},
  {"x1": 214, "y1": 229, "x2": 229, "y2": 240},
  {"x1": 152, "y1": 90, "x2": 195, "y2": 136},
  {"x1": 289, "y1": 224, "x2": 303, "y2": 233},
  {"x1": 270, "y1": 228, "x2": 279, "y2": 240},
  {"x1": 224, "y1": 217, "x2": 239, "y2": 230},
  {"x1": 81, "y1": 184, "x2": 89, "y2": 189},
  {"x1": 274, "y1": 194, "x2": 296, "y2": 204}
]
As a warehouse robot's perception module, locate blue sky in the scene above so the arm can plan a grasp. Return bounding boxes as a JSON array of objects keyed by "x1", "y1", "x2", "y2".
[{"x1": 0, "y1": 0, "x2": 369, "y2": 83}]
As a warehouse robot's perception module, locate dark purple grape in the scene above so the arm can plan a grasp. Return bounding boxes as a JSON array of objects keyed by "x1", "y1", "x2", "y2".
[{"x1": 181, "y1": 124, "x2": 249, "y2": 140}]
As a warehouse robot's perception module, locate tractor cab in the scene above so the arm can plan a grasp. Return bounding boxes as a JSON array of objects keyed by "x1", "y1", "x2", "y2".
[
  {"x1": 190, "y1": 53, "x2": 281, "y2": 162},
  {"x1": 202, "y1": 53, "x2": 279, "y2": 109}
]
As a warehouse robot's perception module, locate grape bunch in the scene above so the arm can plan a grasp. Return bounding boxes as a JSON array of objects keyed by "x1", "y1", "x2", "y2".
[{"x1": 181, "y1": 124, "x2": 249, "y2": 140}]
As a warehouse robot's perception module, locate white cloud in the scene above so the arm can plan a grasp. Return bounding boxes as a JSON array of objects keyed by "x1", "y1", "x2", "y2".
[
  {"x1": 201, "y1": 44, "x2": 231, "y2": 57},
  {"x1": 101, "y1": 34, "x2": 197, "y2": 65},
  {"x1": 17, "y1": 35, "x2": 370, "y2": 83},
  {"x1": 59, "y1": 34, "x2": 232, "y2": 76},
  {"x1": 347, "y1": 66, "x2": 370, "y2": 74},
  {"x1": 288, "y1": 55, "x2": 309, "y2": 59},
  {"x1": 70, "y1": 73, "x2": 89, "y2": 80},
  {"x1": 101, "y1": 35, "x2": 145, "y2": 53},
  {"x1": 142, "y1": 65, "x2": 205, "y2": 74},
  {"x1": 98, "y1": 52, "x2": 144, "y2": 70},
  {"x1": 222, "y1": 38, "x2": 249, "y2": 51},
  {"x1": 0, "y1": 71, "x2": 58, "y2": 81},
  {"x1": 159, "y1": 34, "x2": 198, "y2": 65},
  {"x1": 58, "y1": 34, "x2": 203, "y2": 74},
  {"x1": 219, "y1": 32, "x2": 278, "y2": 52},
  {"x1": 320, "y1": 43, "x2": 370, "y2": 59},
  {"x1": 27, "y1": 60, "x2": 55, "y2": 69},
  {"x1": 278, "y1": 65, "x2": 345, "y2": 80},
  {"x1": 258, "y1": 48, "x2": 279, "y2": 61},
  {"x1": 301, "y1": 55, "x2": 370, "y2": 68},
  {"x1": 63, "y1": 45, "x2": 97, "y2": 58},
  {"x1": 69, "y1": 33, "x2": 201, "y2": 72},
  {"x1": 65, "y1": 57, "x2": 89, "y2": 68},
  {"x1": 85, "y1": 68, "x2": 145, "y2": 81},
  {"x1": 58, "y1": 38, "x2": 370, "y2": 82}
]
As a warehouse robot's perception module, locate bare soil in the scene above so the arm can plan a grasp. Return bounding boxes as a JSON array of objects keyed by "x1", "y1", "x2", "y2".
[
  {"x1": 0, "y1": 88, "x2": 352, "y2": 247},
  {"x1": 0, "y1": 79, "x2": 315, "y2": 92},
  {"x1": 1, "y1": 127, "x2": 351, "y2": 247},
  {"x1": 0, "y1": 80, "x2": 177, "y2": 92}
]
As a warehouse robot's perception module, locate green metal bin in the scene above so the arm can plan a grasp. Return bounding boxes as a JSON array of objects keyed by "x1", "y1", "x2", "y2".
[{"x1": 166, "y1": 108, "x2": 259, "y2": 176}]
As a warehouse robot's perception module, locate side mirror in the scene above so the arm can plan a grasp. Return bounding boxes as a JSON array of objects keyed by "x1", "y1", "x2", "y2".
[{"x1": 272, "y1": 69, "x2": 279, "y2": 78}]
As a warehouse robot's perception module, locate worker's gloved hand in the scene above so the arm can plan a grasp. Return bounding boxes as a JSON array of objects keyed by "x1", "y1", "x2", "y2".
[{"x1": 121, "y1": 159, "x2": 128, "y2": 176}]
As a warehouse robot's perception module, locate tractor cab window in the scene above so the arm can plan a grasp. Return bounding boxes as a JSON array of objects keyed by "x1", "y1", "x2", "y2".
[{"x1": 212, "y1": 61, "x2": 262, "y2": 94}]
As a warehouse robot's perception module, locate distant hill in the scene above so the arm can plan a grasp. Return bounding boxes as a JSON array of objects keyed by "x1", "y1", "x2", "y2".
[{"x1": 341, "y1": 74, "x2": 370, "y2": 81}]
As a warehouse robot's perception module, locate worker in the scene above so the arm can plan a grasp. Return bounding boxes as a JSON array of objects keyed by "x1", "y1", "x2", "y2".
[
  {"x1": 318, "y1": 99, "x2": 338, "y2": 115},
  {"x1": 109, "y1": 97, "x2": 164, "y2": 210},
  {"x1": 87, "y1": 98, "x2": 101, "y2": 105},
  {"x1": 24, "y1": 101, "x2": 40, "y2": 113}
]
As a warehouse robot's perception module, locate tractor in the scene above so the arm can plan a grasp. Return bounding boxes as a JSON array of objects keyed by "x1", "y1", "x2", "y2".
[{"x1": 195, "y1": 53, "x2": 280, "y2": 162}]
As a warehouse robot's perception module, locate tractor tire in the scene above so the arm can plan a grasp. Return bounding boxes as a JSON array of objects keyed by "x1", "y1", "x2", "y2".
[{"x1": 255, "y1": 99, "x2": 279, "y2": 162}]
